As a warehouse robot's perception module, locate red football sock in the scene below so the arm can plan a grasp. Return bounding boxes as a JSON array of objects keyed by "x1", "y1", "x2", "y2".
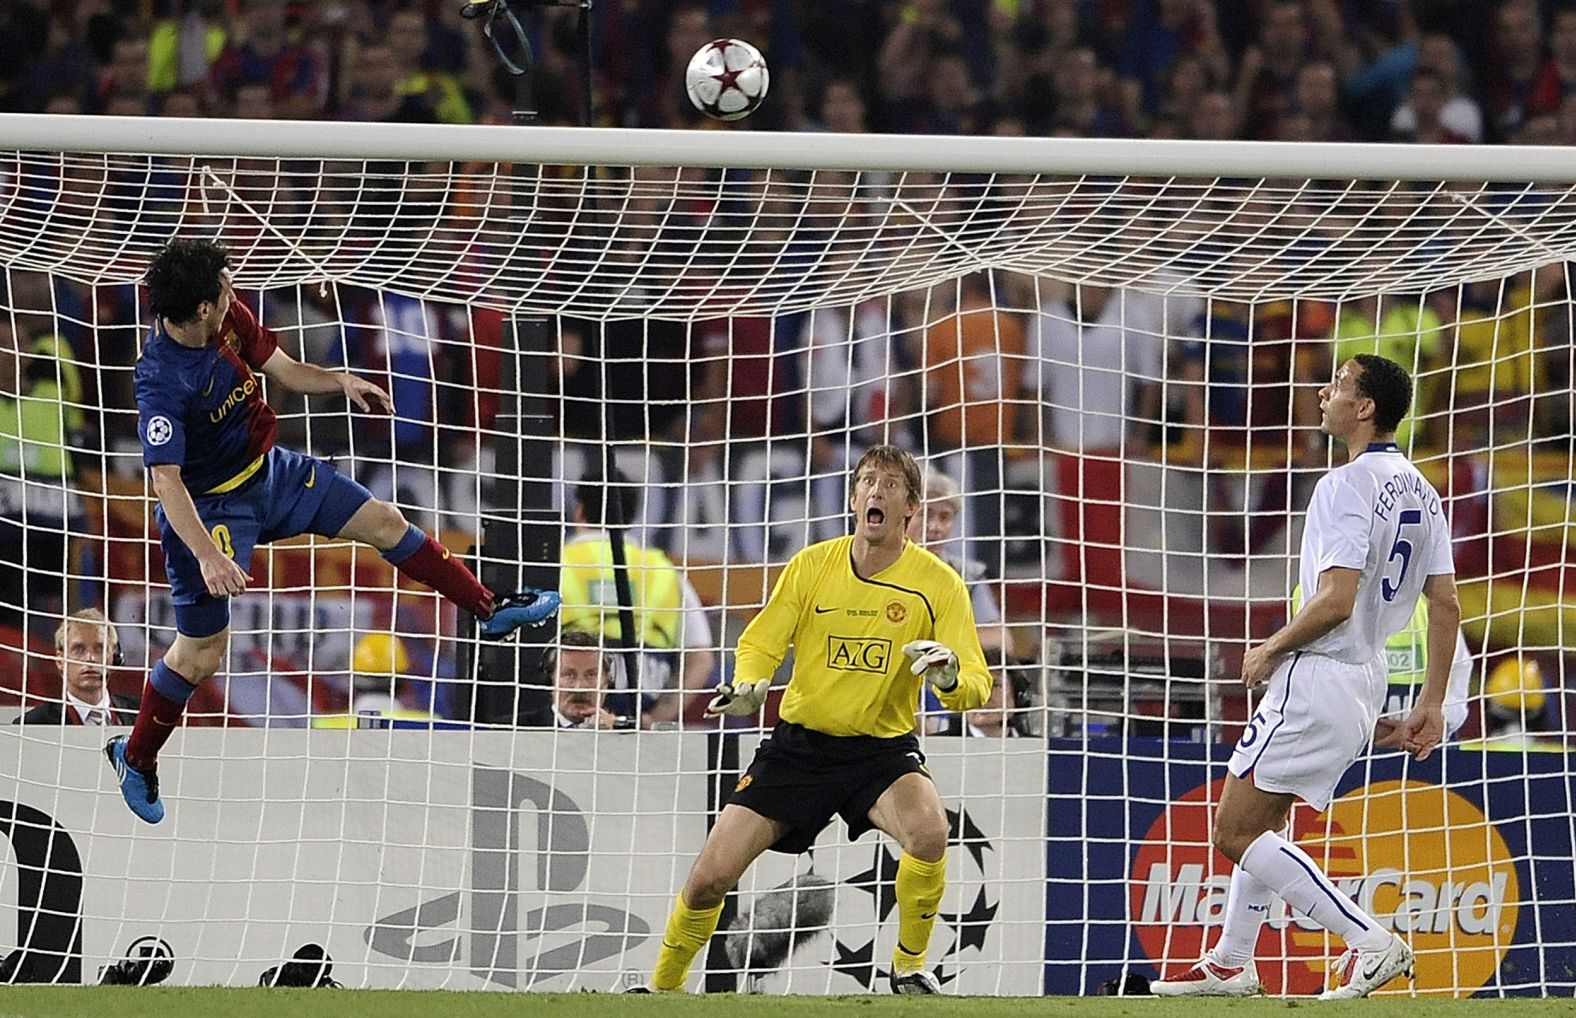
[
  {"x1": 125, "y1": 679, "x2": 190, "y2": 770},
  {"x1": 395, "y1": 536, "x2": 495, "y2": 617}
]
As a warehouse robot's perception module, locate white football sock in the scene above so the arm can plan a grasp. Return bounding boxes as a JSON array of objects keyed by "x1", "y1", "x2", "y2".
[
  {"x1": 1238, "y1": 831, "x2": 1390, "y2": 951},
  {"x1": 1213, "y1": 865, "x2": 1273, "y2": 965}
]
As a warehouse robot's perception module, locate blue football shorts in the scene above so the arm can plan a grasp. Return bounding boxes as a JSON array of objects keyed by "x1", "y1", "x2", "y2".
[{"x1": 157, "y1": 447, "x2": 373, "y2": 637}]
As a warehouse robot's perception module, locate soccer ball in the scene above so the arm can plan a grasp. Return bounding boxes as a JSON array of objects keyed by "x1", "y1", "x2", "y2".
[{"x1": 685, "y1": 38, "x2": 769, "y2": 121}]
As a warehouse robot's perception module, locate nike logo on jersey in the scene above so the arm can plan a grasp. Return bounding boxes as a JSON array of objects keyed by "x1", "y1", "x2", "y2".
[
  {"x1": 814, "y1": 605, "x2": 836, "y2": 614},
  {"x1": 201, "y1": 375, "x2": 215, "y2": 397},
  {"x1": 441, "y1": 546, "x2": 451, "y2": 560},
  {"x1": 304, "y1": 467, "x2": 316, "y2": 489}
]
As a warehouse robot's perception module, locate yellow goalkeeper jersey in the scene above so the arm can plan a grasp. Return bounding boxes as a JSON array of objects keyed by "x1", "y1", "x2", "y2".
[{"x1": 735, "y1": 536, "x2": 991, "y2": 738}]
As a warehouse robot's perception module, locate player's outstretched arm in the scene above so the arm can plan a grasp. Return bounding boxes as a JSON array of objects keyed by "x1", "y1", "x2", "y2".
[
  {"x1": 259, "y1": 348, "x2": 393, "y2": 414},
  {"x1": 149, "y1": 465, "x2": 250, "y2": 598}
]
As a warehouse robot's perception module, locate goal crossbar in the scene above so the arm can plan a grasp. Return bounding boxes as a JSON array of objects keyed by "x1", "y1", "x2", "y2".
[{"x1": 8, "y1": 112, "x2": 1576, "y2": 180}]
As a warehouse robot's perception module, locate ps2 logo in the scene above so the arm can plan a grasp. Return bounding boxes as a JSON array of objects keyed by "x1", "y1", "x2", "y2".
[{"x1": 364, "y1": 768, "x2": 650, "y2": 988}]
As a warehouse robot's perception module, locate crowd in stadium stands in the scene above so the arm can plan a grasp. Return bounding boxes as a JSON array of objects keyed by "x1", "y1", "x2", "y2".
[
  {"x1": 2, "y1": 1, "x2": 1573, "y2": 726},
  {"x1": 2, "y1": 0, "x2": 1575, "y2": 141}
]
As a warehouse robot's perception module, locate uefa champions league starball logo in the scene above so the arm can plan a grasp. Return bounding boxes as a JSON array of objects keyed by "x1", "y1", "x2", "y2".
[
  {"x1": 823, "y1": 806, "x2": 999, "y2": 991},
  {"x1": 146, "y1": 415, "x2": 173, "y2": 446}
]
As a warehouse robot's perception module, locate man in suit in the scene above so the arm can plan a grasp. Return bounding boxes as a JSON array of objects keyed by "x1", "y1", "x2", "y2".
[
  {"x1": 514, "y1": 629, "x2": 624, "y2": 729},
  {"x1": 15, "y1": 608, "x2": 139, "y2": 726}
]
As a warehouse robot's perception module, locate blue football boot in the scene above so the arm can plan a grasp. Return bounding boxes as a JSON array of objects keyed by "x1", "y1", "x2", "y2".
[
  {"x1": 105, "y1": 735, "x2": 165, "y2": 825},
  {"x1": 478, "y1": 588, "x2": 561, "y2": 640}
]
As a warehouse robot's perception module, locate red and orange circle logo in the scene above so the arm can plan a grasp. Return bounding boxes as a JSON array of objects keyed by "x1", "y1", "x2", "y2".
[{"x1": 1131, "y1": 778, "x2": 1518, "y2": 996}]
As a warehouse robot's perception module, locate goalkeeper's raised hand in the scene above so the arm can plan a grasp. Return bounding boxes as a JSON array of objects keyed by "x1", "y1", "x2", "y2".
[
  {"x1": 705, "y1": 678, "x2": 771, "y2": 718},
  {"x1": 902, "y1": 640, "x2": 959, "y2": 693}
]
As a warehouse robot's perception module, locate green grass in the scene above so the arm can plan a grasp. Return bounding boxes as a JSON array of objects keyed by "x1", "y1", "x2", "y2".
[{"x1": 0, "y1": 990, "x2": 1569, "y2": 1018}]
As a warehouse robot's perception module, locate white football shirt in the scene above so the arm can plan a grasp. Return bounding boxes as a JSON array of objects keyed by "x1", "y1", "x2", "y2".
[{"x1": 1298, "y1": 443, "x2": 1454, "y2": 664}]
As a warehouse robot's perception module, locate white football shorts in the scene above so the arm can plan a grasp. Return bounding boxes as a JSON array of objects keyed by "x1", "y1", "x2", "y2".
[{"x1": 1228, "y1": 651, "x2": 1387, "y2": 811}]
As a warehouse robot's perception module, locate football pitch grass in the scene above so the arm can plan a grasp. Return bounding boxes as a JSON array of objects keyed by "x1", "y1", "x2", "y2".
[{"x1": 2, "y1": 989, "x2": 1571, "y2": 1018}]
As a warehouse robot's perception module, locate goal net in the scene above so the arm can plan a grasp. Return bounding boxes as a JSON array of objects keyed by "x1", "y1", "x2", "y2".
[{"x1": 0, "y1": 115, "x2": 1571, "y2": 996}]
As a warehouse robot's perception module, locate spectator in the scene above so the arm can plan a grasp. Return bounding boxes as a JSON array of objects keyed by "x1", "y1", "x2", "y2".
[
  {"x1": 876, "y1": 0, "x2": 963, "y2": 126},
  {"x1": 913, "y1": 53, "x2": 992, "y2": 135},
  {"x1": 1470, "y1": 655, "x2": 1561, "y2": 751},
  {"x1": 347, "y1": 631, "x2": 424, "y2": 718},
  {"x1": 148, "y1": 0, "x2": 227, "y2": 96},
  {"x1": 906, "y1": 468, "x2": 1006, "y2": 657},
  {"x1": 1291, "y1": 60, "x2": 1353, "y2": 141},
  {"x1": 159, "y1": 88, "x2": 206, "y2": 119},
  {"x1": 233, "y1": 79, "x2": 274, "y2": 120},
  {"x1": 1392, "y1": 67, "x2": 1470, "y2": 143},
  {"x1": 1329, "y1": 293, "x2": 1448, "y2": 450},
  {"x1": 341, "y1": 41, "x2": 436, "y2": 123},
  {"x1": 1235, "y1": 0, "x2": 1314, "y2": 139},
  {"x1": 814, "y1": 78, "x2": 868, "y2": 133},
  {"x1": 1389, "y1": 33, "x2": 1483, "y2": 143},
  {"x1": 389, "y1": 6, "x2": 474, "y2": 125},
  {"x1": 1052, "y1": 46, "x2": 1132, "y2": 136},
  {"x1": 561, "y1": 467, "x2": 715, "y2": 727},
  {"x1": 626, "y1": 3, "x2": 714, "y2": 128},
  {"x1": 800, "y1": 294, "x2": 905, "y2": 541},
  {"x1": 305, "y1": 632, "x2": 438, "y2": 728},
  {"x1": 1189, "y1": 88, "x2": 1239, "y2": 139},
  {"x1": 210, "y1": 0, "x2": 325, "y2": 116},
  {"x1": 512, "y1": 629, "x2": 623, "y2": 729},
  {"x1": 1024, "y1": 282, "x2": 1179, "y2": 456},
  {"x1": 14, "y1": 609, "x2": 138, "y2": 726},
  {"x1": 689, "y1": 287, "x2": 809, "y2": 561},
  {"x1": 97, "y1": 35, "x2": 151, "y2": 113},
  {"x1": 1115, "y1": 0, "x2": 1231, "y2": 118},
  {"x1": 941, "y1": 654, "x2": 1033, "y2": 739},
  {"x1": 1529, "y1": 7, "x2": 1576, "y2": 120},
  {"x1": 1176, "y1": 297, "x2": 1330, "y2": 558},
  {"x1": 914, "y1": 272, "x2": 1026, "y2": 566},
  {"x1": 0, "y1": 326, "x2": 83, "y2": 624},
  {"x1": 991, "y1": 0, "x2": 1079, "y2": 131},
  {"x1": 1440, "y1": 276, "x2": 1542, "y2": 446},
  {"x1": 1482, "y1": 0, "x2": 1555, "y2": 140},
  {"x1": 352, "y1": 290, "x2": 444, "y2": 531}
]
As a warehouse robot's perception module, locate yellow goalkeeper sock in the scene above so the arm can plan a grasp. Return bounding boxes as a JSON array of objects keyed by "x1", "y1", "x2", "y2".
[
  {"x1": 651, "y1": 893, "x2": 724, "y2": 992},
  {"x1": 892, "y1": 851, "x2": 946, "y2": 973}
]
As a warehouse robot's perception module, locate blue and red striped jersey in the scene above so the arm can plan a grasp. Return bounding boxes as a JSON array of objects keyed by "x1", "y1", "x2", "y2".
[{"x1": 135, "y1": 298, "x2": 279, "y2": 494}]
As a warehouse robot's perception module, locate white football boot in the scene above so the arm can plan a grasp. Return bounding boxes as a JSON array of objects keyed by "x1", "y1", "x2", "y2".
[
  {"x1": 1151, "y1": 950, "x2": 1262, "y2": 997},
  {"x1": 1319, "y1": 935, "x2": 1415, "y2": 1000}
]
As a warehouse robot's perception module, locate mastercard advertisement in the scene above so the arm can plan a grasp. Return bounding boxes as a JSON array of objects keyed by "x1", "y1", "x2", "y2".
[{"x1": 1045, "y1": 742, "x2": 1575, "y2": 997}]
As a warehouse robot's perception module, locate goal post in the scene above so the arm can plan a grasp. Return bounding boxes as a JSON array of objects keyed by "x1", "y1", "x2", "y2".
[{"x1": 0, "y1": 113, "x2": 1571, "y2": 996}]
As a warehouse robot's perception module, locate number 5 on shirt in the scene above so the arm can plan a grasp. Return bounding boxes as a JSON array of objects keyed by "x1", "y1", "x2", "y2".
[{"x1": 1380, "y1": 508, "x2": 1422, "y2": 602}]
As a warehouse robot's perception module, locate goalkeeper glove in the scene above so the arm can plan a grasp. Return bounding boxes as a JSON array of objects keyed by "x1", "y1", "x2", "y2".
[
  {"x1": 705, "y1": 678, "x2": 771, "y2": 718},
  {"x1": 902, "y1": 640, "x2": 959, "y2": 693}
]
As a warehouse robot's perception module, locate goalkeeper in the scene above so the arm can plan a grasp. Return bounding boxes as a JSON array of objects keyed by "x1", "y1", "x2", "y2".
[{"x1": 642, "y1": 445, "x2": 990, "y2": 996}]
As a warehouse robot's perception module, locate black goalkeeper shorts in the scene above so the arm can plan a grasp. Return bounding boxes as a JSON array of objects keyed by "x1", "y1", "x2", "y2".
[{"x1": 726, "y1": 720, "x2": 930, "y2": 854}]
